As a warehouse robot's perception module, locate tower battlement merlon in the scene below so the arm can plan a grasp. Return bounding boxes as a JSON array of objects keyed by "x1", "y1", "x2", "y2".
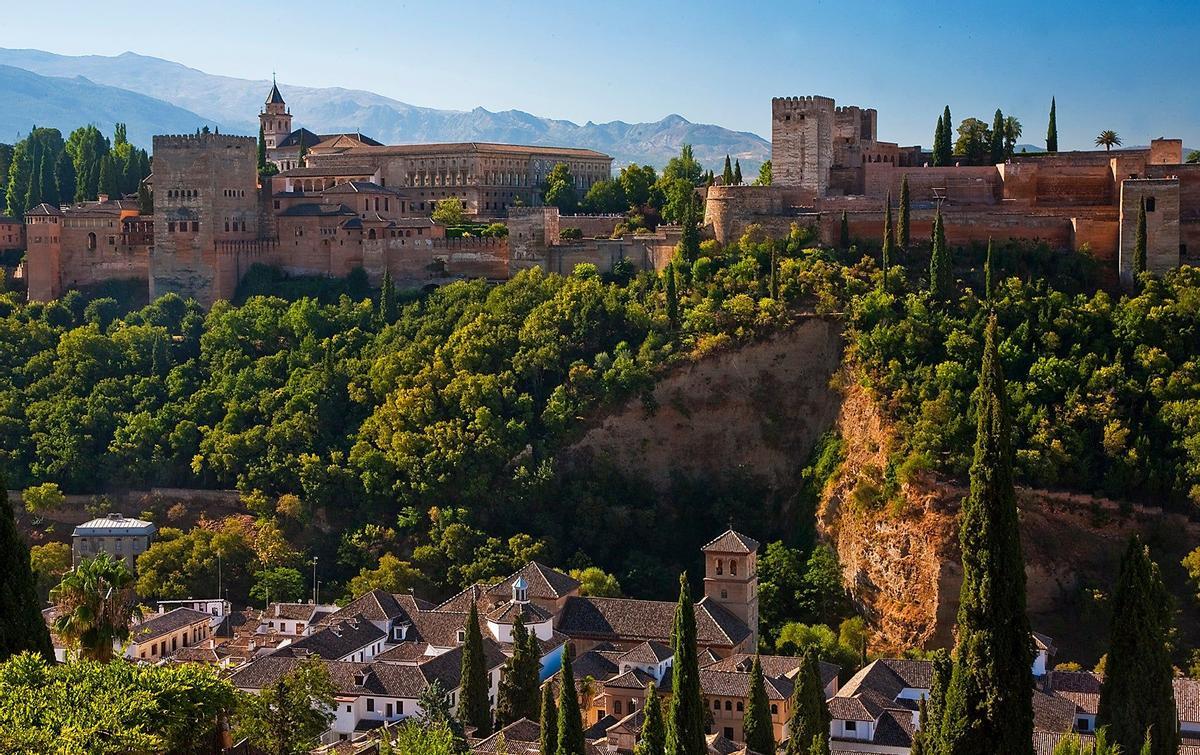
[
  {"x1": 771, "y1": 95, "x2": 837, "y2": 111},
  {"x1": 153, "y1": 134, "x2": 257, "y2": 150}
]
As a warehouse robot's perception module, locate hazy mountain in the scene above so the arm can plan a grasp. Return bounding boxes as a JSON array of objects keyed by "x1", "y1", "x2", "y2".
[
  {"x1": 0, "y1": 48, "x2": 769, "y2": 170},
  {"x1": 0, "y1": 64, "x2": 220, "y2": 145}
]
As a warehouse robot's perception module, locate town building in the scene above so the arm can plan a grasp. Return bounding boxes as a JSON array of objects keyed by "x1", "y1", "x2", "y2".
[
  {"x1": 71, "y1": 512, "x2": 156, "y2": 570},
  {"x1": 126, "y1": 607, "x2": 213, "y2": 662}
]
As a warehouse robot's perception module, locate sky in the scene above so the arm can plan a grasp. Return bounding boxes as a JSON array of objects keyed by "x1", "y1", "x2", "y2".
[{"x1": 2, "y1": 0, "x2": 1197, "y2": 151}]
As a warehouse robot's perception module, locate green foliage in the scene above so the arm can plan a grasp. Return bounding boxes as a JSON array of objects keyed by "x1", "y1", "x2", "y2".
[
  {"x1": 899, "y1": 174, "x2": 911, "y2": 249},
  {"x1": 568, "y1": 566, "x2": 622, "y2": 597},
  {"x1": 840, "y1": 211, "x2": 850, "y2": 251},
  {"x1": 0, "y1": 652, "x2": 235, "y2": 753},
  {"x1": 939, "y1": 315, "x2": 1034, "y2": 755},
  {"x1": 665, "y1": 574, "x2": 705, "y2": 755},
  {"x1": 51, "y1": 551, "x2": 141, "y2": 662},
  {"x1": 953, "y1": 117, "x2": 992, "y2": 166},
  {"x1": 556, "y1": 642, "x2": 585, "y2": 755},
  {"x1": 496, "y1": 615, "x2": 541, "y2": 726},
  {"x1": 753, "y1": 160, "x2": 772, "y2": 186},
  {"x1": 774, "y1": 620, "x2": 861, "y2": 673},
  {"x1": 881, "y1": 192, "x2": 893, "y2": 290},
  {"x1": 135, "y1": 523, "x2": 258, "y2": 602},
  {"x1": 722, "y1": 155, "x2": 734, "y2": 186},
  {"x1": 346, "y1": 553, "x2": 423, "y2": 598},
  {"x1": 1047, "y1": 97, "x2": 1059, "y2": 153},
  {"x1": 540, "y1": 679, "x2": 559, "y2": 755},
  {"x1": 0, "y1": 479, "x2": 54, "y2": 662},
  {"x1": 459, "y1": 601, "x2": 492, "y2": 736},
  {"x1": 1096, "y1": 538, "x2": 1180, "y2": 755},
  {"x1": 21, "y1": 481, "x2": 64, "y2": 516},
  {"x1": 619, "y1": 164, "x2": 658, "y2": 208},
  {"x1": 233, "y1": 655, "x2": 336, "y2": 755},
  {"x1": 990, "y1": 109, "x2": 1006, "y2": 165},
  {"x1": 581, "y1": 179, "x2": 626, "y2": 214},
  {"x1": 543, "y1": 163, "x2": 578, "y2": 214},
  {"x1": 928, "y1": 210, "x2": 953, "y2": 299},
  {"x1": 1133, "y1": 196, "x2": 1148, "y2": 283},
  {"x1": 634, "y1": 682, "x2": 665, "y2": 755},
  {"x1": 784, "y1": 648, "x2": 831, "y2": 755},
  {"x1": 733, "y1": 160, "x2": 742, "y2": 186},
  {"x1": 250, "y1": 566, "x2": 306, "y2": 605},
  {"x1": 433, "y1": 197, "x2": 466, "y2": 225},
  {"x1": 743, "y1": 655, "x2": 775, "y2": 755}
]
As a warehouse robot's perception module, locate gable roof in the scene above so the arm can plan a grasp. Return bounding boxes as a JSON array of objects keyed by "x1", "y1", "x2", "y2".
[
  {"x1": 130, "y1": 607, "x2": 211, "y2": 644},
  {"x1": 618, "y1": 640, "x2": 673, "y2": 665},
  {"x1": 273, "y1": 616, "x2": 385, "y2": 660},
  {"x1": 556, "y1": 595, "x2": 751, "y2": 648},
  {"x1": 701, "y1": 529, "x2": 760, "y2": 554},
  {"x1": 322, "y1": 589, "x2": 410, "y2": 625},
  {"x1": 487, "y1": 562, "x2": 581, "y2": 602},
  {"x1": 702, "y1": 653, "x2": 839, "y2": 689}
]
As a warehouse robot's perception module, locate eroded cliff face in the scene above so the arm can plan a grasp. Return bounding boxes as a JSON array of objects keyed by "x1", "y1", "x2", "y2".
[
  {"x1": 566, "y1": 315, "x2": 844, "y2": 491},
  {"x1": 821, "y1": 384, "x2": 1200, "y2": 663}
]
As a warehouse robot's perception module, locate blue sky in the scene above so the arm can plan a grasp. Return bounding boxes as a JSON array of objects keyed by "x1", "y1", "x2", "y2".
[{"x1": 2, "y1": 0, "x2": 1197, "y2": 150}]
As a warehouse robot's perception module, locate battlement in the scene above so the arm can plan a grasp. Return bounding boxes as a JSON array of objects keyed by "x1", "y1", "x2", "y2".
[
  {"x1": 153, "y1": 133, "x2": 257, "y2": 150},
  {"x1": 772, "y1": 95, "x2": 836, "y2": 112}
]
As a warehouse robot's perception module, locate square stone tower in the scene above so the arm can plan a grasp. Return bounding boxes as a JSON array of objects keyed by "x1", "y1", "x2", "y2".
[
  {"x1": 702, "y1": 529, "x2": 760, "y2": 647},
  {"x1": 151, "y1": 133, "x2": 261, "y2": 305},
  {"x1": 771, "y1": 96, "x2": 836, "y2": 195}
]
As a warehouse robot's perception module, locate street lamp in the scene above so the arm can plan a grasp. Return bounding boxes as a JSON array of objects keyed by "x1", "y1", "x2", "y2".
[{"x1": 311, "y1": 556, "x2": 319, "y2": 604}]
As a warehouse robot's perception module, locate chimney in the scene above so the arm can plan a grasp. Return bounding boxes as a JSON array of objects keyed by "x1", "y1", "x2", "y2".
[
  {"x1": 109, "y1": 512, "x2": 123, "y2": 520},
  {"x1": 97, "y1": 194, "x2": 109, "y2": 203}
]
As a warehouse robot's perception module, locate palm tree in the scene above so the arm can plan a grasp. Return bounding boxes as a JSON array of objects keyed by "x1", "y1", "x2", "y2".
[
  {"x1": 1003, "y1": 116, "x2": 1023, "y2": 157},
  {"x1": 50, "y1": 552, "x2": 142, "y2": 662},
  {"x1": 1095, "y1": 130, "x2": 1122, "y2": 151}
]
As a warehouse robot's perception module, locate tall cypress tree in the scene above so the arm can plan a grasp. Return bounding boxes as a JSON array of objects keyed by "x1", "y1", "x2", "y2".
[
  {"x1": 497, "y1": 614, "x2": 540, "y2": 726},
  {"x1": 665, "y1": 573, "x2": 705, "y2": 755},
  {"x1": 458, "y1": 602, "x2": 492, "y2": 736},
  {"x1": 38, "y1": 146, "x2": 58, "y2": 207},
  {"x1": 1132, "y1": 196, "x2": 1148, "y2": 284},
  {"x1": 722, "y1": 155, "x2": 734, "y2": 185},
  {"x1": 840, "y1": 210, "x2": 850, "y2": 251},
  {"x1": 55, "y1": 150, "x2": 76, "y2": 208},
  {"x1": 24, "y1": 143, "x2": 43, "y2": 211},
  {"x1": 1096, "y1": 537, "x2": 1180, "y2": 755},
  {"x1": 784, "y1": 648, "x2": 830, "y2": 755},
  {"x1": 0, "y1": 473, "x2": 55, "y2": 662},
  {"x1": 898, "y1": 174, "x2": 911, "y2": 249},
  {"x1": 743, "y1": 655, "x2": 775, "y2": 755},
  {"x1": 1047, "y1": 97, "x2": 1058, "y2": 153},
  {"x1": 539, "y1": 681, "x2": 559, "y2": 755},
  {"x1": 881, "y1": 191, "x2": 894, "y2": 291},
  {"x1": 733, "y1": 159, "x2": 742, "y2": 185},
  {"x1": 664, "y1": 263, "x2": 679, "y2": 328},
  {"x1": 936, "y1": 106, "x2": 954, "y2": 166},
  {"x1": 634, "y1": 682, "x2": 666, "y2": 755},
  {"x1": 929, "y1": 210, "x2": 953, "y2": 299},
  {"x1": 932, "y1": 113, "x2": 947, "y2": 167},
  {"x1": 769, "y1": 247, "x2": 780, "y2": 300},
  {"x1": 379, "y1": 269, "x2": 397, "y2": 324},
  {"x1": 939, "y1": 314, "x2": 1034, "y2": 755},
  {"x1": 556, "y1": 642, "x2": 585, "y2": 755},
  {"x1": 911, "y1": 648, "x2": 950, "y2": 754},
  {"x1": 984, "y1": 238, "x2": 995, "y2": 302},
  {"x1": 258, "y1": 125, "x2": 268, "y2": 173},
  {"x1": 990, "y1": 109, "x2": 1006, "y2": 165}
]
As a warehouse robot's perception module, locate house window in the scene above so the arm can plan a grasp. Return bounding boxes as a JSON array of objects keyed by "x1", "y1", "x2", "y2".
[
  {"x1": 736, "y1": 701, "x2": 744, "y2": 712},
  {"x1": 386, "y1": 703, "x2": 393, "y2": 717},
  {"x1": 721, "y1": 590, "x2": 728, "y2": 600},
  {"x1": 615, "y1": 700, "x2": 622, "y2": 715},
  {"x1": 771, "y1": 704, "x2": 778, "y2": 715},
  {"x1": 713, "y1": 699, "x2": 720, "y2": 710},
  {"x1": 1146, "y1": 196, "x2": 1157, "y2": 212},
  {"x1": 398, "y1": 701, "x2": 404, "y2": 714},
  {"x1": 730, "y1": 560, "x2": 737, "y2": 575},
  {"x1": 723, "y1": 727, "x2": 734, "y2": 740},
  {"x1": 345, "y1": 705, "x2": 351, "y2": 713},
  {"x1": 716, "y1": 561, "x2": 723, "y2": 575},
  {"x1": 367, "y1": 698, "x2": 374, "y2": 712},
  {"x1": 845, "y1": 720, "x2": 858, "y2": 732},
  {"x1": 724, "y1": 701, "x2": 732, "y2": 711},
  {"x1": 1078, "y1": 718, "x2": 1091, "y2": 732}
]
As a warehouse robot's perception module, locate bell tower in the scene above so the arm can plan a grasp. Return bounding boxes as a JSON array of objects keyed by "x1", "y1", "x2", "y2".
[
  {"x1": 702, "y1": 529, "x2": 760, "y2": 647},
  {"x1": 259, "y1": 77, "x2": 292, "y2": 151}
]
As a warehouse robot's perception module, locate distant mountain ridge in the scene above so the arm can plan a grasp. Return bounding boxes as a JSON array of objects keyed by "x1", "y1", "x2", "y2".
[{"x1": 0, "y1": 48, "x2": 770, "y2": 170}]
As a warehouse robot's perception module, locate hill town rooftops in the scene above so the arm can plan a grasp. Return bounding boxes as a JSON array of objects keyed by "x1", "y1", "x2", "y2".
[{"x1": 130, "y1": 607, "x2": 211, "y2": 643}]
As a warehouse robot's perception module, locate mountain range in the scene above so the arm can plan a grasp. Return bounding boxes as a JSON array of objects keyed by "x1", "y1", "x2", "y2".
[{"x1": 0, "y1": 48, "x2": 770, "y2": 171}]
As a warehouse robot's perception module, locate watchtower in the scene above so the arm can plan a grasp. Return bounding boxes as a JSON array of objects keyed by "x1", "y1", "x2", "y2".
[
  {"x1": 702, "y1": 529, "x2": 760, "y2": 647},
  {"x1": 771, "y1": 96, "x2": 836, "y2": 195},
  {"x1": 260, "y1": 79, "x2": 292, "y2": 150}
]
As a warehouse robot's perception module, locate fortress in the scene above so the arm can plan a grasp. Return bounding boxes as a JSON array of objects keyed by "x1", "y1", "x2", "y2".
[
  {"x1": 21, "y1": 88, "x2": 1199, "y2": 305},
  {"x1": 709, "y1": 95, "x2": 1198, "y2": 286}
]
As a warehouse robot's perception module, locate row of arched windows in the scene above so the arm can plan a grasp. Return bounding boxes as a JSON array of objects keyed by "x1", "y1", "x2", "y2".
[{"x1": 167, "y1": 189, "x2": 198, "y2": 199}]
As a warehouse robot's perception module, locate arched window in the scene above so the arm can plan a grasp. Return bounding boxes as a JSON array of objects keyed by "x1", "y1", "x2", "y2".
[
  {"x1": 724, "y1": 701, "x2": 732, "y2": 711},
  {"x1": 715, "y1": 560, "x2": 723, "y2": 575},
  {"x1": 730, "y1": 560, "x2": 737, "y2": 576},
  {"x1": 368, "y1": 229, "x2": 377, "y2": 240},
  {"x1": 614, "y1": 700, "x2": 622, "y2": 715},
  {"x1": 86, "y1": 232, "x2": 96, "y2": 251}
]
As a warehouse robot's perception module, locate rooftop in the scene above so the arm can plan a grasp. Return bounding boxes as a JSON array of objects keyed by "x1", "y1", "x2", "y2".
[{"x1": 73, "y1": 513, "x2": 156, "y2": 537}]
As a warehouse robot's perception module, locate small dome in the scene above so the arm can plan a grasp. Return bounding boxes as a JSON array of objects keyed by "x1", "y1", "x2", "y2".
[{"x1": 513, "y1": 576, "x2": 528, "y2": 590}]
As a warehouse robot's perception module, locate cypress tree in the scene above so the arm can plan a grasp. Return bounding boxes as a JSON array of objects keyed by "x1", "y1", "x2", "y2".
[
  {"x1": 634, "y1": 682, "x2": 666, "y2": 755},
  {"x1": 1132, "y1": 196, "x2": 1148, "y2": 284},
  {"x1": 733, "y1": 159, "x2": 742, "y2": 185},
  {"x1": 258, "y1": 125, "x2": 268, "y2": 172},
  {"x1": 98, "y1": 154, "x2": 117, "y2": 198},
  {"x1": 808, "y1": 733, "x2": 830, "y2": 755},
  {"x1": 297, "y1": 135, "x2": 308, "y2": 168},
  {"x1": 898, "y1": 174, "x2": 911, "y2": 249},
  {"x1": 1095, "y1": 537, "x2": 1180, "y2": 755},
  {"x1": 784, "y1": 648, "x2": 830, "y2": 755},
  {"x1": 379, "y1": 269, "x2": 397, "y2": 324},
  {"x1": 990, "y1": 109, "x2": 1006, "y2": 165},
  {"x1": 939, "y1": 314, "x2": 1034, "y2": 755},
  {"x1": 881, "y1": 191, "x2": 893, "y2": 291},
  {"x1": 24, "y1": 144, "x2": 43, "y2": 211},
  {"x1": 722, "y1": 155, "x2": 734, "y2": 185},
  {"x1": 743, "y1": 655, "x2": 775, "y2": 755},
  {"x1": 929, "y1": 210, "x2": 953, "y2": 299},
  {"x1": 540, "y1": 681, "x2": 559, "y2": 755},
  {"x1": 458, "y1": 602, "x2": 492, "y2": 736},
  {"x1": 679, "y1": 193, "x2": 701, "y2": 262},
  {"x1": 910, "y1": 697, "x2": 930, "y2": 755},
  {"x1": 665, "y1": 573, "x2": 705, "y2": 755},
  {"x1": 497, "y1": 614, "x2": 540, "y2": 726},
  {"x1": 54, "y1": 150, "x2": 74, "y2": 208},
  {"x1": 557, "y1": 642, "x2": 585, "y2": 755},
  {"x1": 1047, "y1": 97, "x2": 1058, "y2": 154},
  {"x1": 911, "y1": 649, "x2": 950, "y2": 755},
  {"x1": 840, "y1": 210, "x2": 850, "y2": 251},
  {"x1": 932, "y1": 113, "x2": 947, "y2": 167},
  {"x1": 138, "y1": 183, "x2": 153, "y2": 214},
  {"x1": 769, "y1": 247, "x2": 780, "y2": 300},
  {"x1": 38, "y1": 146, "x2": 58, "y2": 207},
  {"x1": 0, "y1": 473, "x2": 55, "y2": 662},
  {"x1": 984, "y1": 238, "x2": 994, "y2": 302},
  {"x1": 665, "y1": 263, "x2": 679, "y2": 328}
]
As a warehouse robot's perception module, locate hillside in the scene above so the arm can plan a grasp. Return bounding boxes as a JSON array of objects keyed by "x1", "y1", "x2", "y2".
[
  {"x1": 0, "y1": 64, "x2": 219, "y2": 145},
  {"x1": 0, "y1": 48, "x2": 770, "y2": 169}
]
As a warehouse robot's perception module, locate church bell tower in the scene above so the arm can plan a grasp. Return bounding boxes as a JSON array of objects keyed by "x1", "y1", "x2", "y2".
[
  {"x1": 260, "y1": 77, "x2": 292, "y2": 151},
  {"x1": 702, "y1": 529, "x2": 760, "y2": 648}
]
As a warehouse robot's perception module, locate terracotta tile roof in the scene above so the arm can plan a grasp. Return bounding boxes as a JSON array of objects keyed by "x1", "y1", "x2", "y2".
[
  {"x1": 266, "y1": 82, "x2": 285, "y2": 105},
  {"x1": 1032, "y1": 688, "x2": 1078, "y2": 733},
  {"x1": 556, "y1": 595, "x2": 750, "y2": 648},
  {"x1": 131, "y1": 608, "x2": 211, "y2": 644},
  {"x1": 605, "y1": 668, "x2": 658, "y2": 690},
  {"x1": 1176, "y1": 677, "x2": 1200, "y2": 723},
  {"x1": 701, "y1": 529, "x2": 760, "y2": 554},
  {"x1": 231, "y1": 655, "x2": 429, "y2": 698},
  {"x1": 485, "y1": 600, "x2": 552, "y2": 624},
  {"x1": 570, "y1": 648, "x2": 620, "y2": 683},
  {"x1": 618, "y1": 640, "x2": 673, "y2": 665},
  {"x1": 416, "y1": 637, "x2": 509, "y2": 691},
  {"x1": 25, "y1": 203, "x2": 62, "y2": 216},
  {"x1": 373, "y1": 642, "x2": 431, "y2": 663},
  {"x1": 321, "y1": 181, "x2": 398, "y2": 195},
  {"x1": 340, "y1": 142, "x2": 611, "y2": 160},
  {"x1": 264, "y1": 602, "x2": 327, "y2": 621},
  {"x1": 322, "y1": 589, "x2": 410, "y2": 625},
  {"x1": 872, "y1": 709, "x2": 916, "y2": 747},
  {"x1": 279, "y1": 202, "x2": 356, "y2": 217},
  {"x1": 1049, "y1": 670, "x2": 1102, "y2": 715},
  {"x1": 701, "y1": 653, "x2": 840, "y2": 690},
  {"x1": 487, "y1": 562, "x2": 582, "y2": 601},
  {"x1": 699, "y1": 668, "x2": 792, "y2": 701},
  {"x1": 273, "y1": 616, "x2": 385, "y2": 660},
  {"x1": 1033, "y1": 631, "x2": 1057, "y2": 653},
  {"x1": 472, "y1": 718, "x2": 542, "y2": 753}
]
